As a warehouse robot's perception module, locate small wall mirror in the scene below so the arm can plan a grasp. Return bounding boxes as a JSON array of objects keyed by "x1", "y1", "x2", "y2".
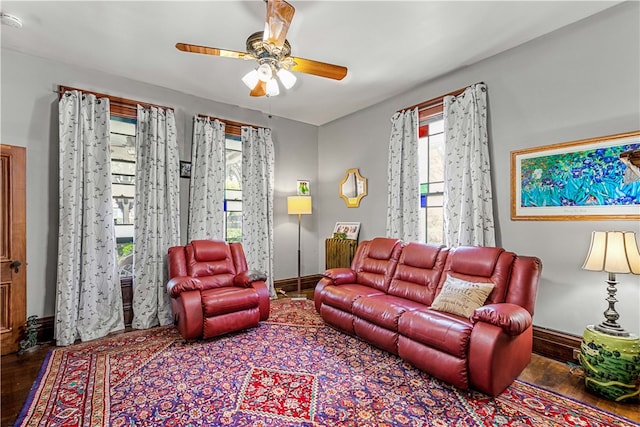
[{"x1": 339, "y1": 168, "x2": 367, "y2": 208}]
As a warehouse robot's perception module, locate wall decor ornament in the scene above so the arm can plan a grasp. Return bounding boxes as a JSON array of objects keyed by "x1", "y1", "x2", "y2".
[
  {"x1": 179, "y1": 161, "x2": 192, "y2": 178},
  {"x1": 511, "y1": 131, "x2": 640, "y2": 220},
  {"x1": 339, "y1": 168, "x2": 367, "y2": 208}
]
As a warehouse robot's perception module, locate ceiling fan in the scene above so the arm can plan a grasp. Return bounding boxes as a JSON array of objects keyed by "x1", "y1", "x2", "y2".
[{"x1": 176, "y1": 0, "x2": 348, "y2": 97}]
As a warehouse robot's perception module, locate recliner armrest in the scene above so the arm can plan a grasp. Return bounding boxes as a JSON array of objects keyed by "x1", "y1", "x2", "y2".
[
  {"x1": 167, "y1": 276, "x2": 203, "y2": 297},
  {"x1": 322, "y1": 268, "x2": 356, "y2": 284},
  {"x1": 234, "y1": 270, "x2": 268, "y2": 288},
  {"x1": 471, "y1": 303, "x2": 532, "y2": 336}
]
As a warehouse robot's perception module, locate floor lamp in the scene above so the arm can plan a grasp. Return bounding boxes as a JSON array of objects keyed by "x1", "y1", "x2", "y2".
[{"x1": 287, "y1": 196, "x2": 312, "y2": 300}]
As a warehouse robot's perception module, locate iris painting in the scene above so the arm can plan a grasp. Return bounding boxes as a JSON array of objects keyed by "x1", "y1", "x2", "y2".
[{"x1": 519, "y1": 143, "x2": 640, "y2": 208}]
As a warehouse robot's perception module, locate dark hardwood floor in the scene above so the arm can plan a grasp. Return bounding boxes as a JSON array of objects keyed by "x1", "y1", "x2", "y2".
[{"x1": 3, "y1": 294, "x2": 639, "y2": 426}]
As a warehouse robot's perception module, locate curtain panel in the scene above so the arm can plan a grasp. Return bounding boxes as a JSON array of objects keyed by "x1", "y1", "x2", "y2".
[
  {"x1": 188, "y1": 117, "x2": 226, "y2": 241},
  {"x1": 56, "y1": 91, "x2": 124, "y2": 346},
  {"x1": 132, "y1": 105, "x2": 181, "y2": 329},
  {"x1": 241, "y1": 126, "x2": 276, "y2": 299},
  {"x1": 443, "y1": 83, "x2": 496, "y2": 247},
  {"x1": 386, "y1": 108, "x2": 420, "y2": 241}
]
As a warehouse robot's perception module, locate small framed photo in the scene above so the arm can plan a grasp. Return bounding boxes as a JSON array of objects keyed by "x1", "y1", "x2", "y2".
[
  {"x1": 297, "y1": 180, "x2": 310, "y2": 195},
  {"x1": 180, "y1": 161, "x2": 192, "y2": 178},
  {"x1": 333, "y1": 222, "x2": 360, "y2": 240}
]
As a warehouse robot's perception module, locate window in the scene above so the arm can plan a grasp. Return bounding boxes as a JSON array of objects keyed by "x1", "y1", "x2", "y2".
[
  {"x1": 197, "y1": 115, "x2": 250, "y2": 244},
  {"x1": 110, "y1": 116, "x2": 136, "y2": 278},
  {"x1": 224, "y1": 135, "x2": 242, "y2": 242},
  {"x1": 413, "y1": 87, "x2": 465, "y2": 245},
  {"x1": 418, "y1": 114, "x2": 445, "y2": 245}
]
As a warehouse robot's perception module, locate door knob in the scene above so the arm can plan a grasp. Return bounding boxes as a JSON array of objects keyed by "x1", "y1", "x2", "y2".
[{"x1": 10, "y1": 260, "x2": 21, "y2": 273}]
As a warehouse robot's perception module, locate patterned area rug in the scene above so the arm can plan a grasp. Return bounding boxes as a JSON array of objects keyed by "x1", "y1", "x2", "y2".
[{"x1": 15, "y1": 299, "x2": 638, "y2": 426}]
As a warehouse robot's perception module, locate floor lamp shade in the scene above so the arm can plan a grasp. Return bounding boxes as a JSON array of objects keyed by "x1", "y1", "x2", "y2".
[{"x1": 287, "y1": 196, "x2": 312, "y2": 215}]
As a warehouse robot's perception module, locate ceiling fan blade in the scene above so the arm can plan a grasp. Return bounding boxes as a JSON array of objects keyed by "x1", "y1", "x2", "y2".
[
  {"x1": 250, "y1": 80, "x2": 267, "y2": 97},
  {"x1": 290, "y1": 57, "x2": 348, "y2": 81},
  {"x1": 263, "y1": 0, "x2": 295, "y2": 48},
  {"x1": 176, "y1": 43, "x2": 247, "y2": 59}
]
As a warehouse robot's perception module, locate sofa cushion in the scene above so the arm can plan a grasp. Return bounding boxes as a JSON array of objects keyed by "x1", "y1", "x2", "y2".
[
  {"x1": 449, "y1": 246, "x2": 503, "y2": 277},
  {"x1": 354, "y1": 238, "x2": 402, "y2": 292},
  {"x1": 352, "y1": 294, "x2": 424, "y2": 331},
  {"x1": 322, "y1": 284, "x2": 385, "y2": 312},
  {"x1": 443, "y1": 246, "x2": 515, "y2": 306},
  {"x1": 388, "y1": 243, "x2": 447, "y2": 306},
  {"x1": 187, "y1": 240, "x2": 236, "y2": 278},
  {"x1": 398, "y1": 308, "x2": 473, "y2": 358},
  {"x1": 431, "y1": 275, "x2": 494, "y2": 318},
  {"x1": 202, "y1": 287, "x2": 259, "y2": 316}
]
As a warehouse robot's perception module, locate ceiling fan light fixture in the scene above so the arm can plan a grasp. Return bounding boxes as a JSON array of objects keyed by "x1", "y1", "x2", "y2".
[
  {"x1": 277, "y1": 68, "x2": 296, "y2": 89},
  {"x1": 266, "y1": 78, "x2": 280, "y2": 97},
  {"x1": 242, "y1": 69, "x2": 259, "y2": 90},
  {"x1": 257, "y1": 63, "x2": 273, "y2": 82}
]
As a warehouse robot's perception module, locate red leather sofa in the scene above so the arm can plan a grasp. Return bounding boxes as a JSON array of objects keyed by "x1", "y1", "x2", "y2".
[
  {"x1": 314, "y1": 237, "x2": 542, "y2": 396},
  {"x1": 167, "y1": 240, "x2": 270, "y2": 340}
]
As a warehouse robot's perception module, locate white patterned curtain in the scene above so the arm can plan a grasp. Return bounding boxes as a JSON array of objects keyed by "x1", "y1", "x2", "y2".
[
  {"x1": 241, "y1": 126, "x2": 276, "y2": 298},
  {"x1": 132, "y1": 106, "x2": 181, "y2": 329},
  {"x1": 56, "y1": 91, "x2": 124, "y2": 346},
  {"x1": 188, "y1": 117, "x2": 226, "y2": 240},
  {"x1": 386, "y1": 108, "x2": 420, "y2": 241},
  {"x1": 443, "y1": 83, "x2": 496, "y2": 247}
]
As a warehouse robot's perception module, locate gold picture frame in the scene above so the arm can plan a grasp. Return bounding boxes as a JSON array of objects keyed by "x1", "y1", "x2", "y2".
[{"x1": 510, "y1": 131, "x2": 640, "y2": 220}]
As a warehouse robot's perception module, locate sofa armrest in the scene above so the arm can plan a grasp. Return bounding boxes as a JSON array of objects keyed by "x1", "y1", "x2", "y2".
[
  {"x1": 167, "y1": 276, "x2": 204, "y2": 298},
  {"x1": 234, "y1": 270, "x2": 268, "y2": 288},
  {"x1": 471, "y1": 303, "x2": 532, "y2": 336},
  {"x1": 322, "y1": 268, "x2": 356, "y2": 285}
]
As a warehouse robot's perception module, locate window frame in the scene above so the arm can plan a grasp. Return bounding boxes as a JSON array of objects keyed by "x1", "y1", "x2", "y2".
[
  {"x1": 402, "y1": 87, "x2": 466, "y2": 244},
  {"x1": 196, "y1": 114, "x2": 258, "y2": 243}
]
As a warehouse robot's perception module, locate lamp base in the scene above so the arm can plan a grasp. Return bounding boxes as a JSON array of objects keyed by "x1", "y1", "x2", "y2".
[
  {"x1": 594, "y1": 322, "x2": 630, "y2": 337},
  {"x1": 289, "y1": 293, "x2": 307, "y2": 301}
]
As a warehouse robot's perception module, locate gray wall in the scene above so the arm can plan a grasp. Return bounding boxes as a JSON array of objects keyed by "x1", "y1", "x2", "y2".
[
  {"x1": 1, "y1": 49, "x2": 320, "y2": 318},
  {"x1": 317, "y1": 2, "x2": 640, "y2": 336}
]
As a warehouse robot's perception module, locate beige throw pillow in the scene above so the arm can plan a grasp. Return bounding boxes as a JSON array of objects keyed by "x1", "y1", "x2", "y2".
[{"x1": 431, "y1": 275, "x2": 495, "y2": 318}]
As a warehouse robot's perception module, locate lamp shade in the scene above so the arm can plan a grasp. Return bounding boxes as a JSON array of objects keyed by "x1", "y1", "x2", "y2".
[
  {"x1": 266, "y1": 78, "x2": 280, "y2": 97},
  {"x1": 242, "y1": 69, "x2": 259, "y2": 90},
  {"x1": 257, "y1": 63, "x2": 273, "y2": 82},
  {"x1": 287, "y1": 196, "x2": 312, "y2": 215},
  {"x1": 582, "y1": 231, "x2": 640, "y2": 274},
  {"x1": 277, "y1": 68, "x2": 297, "y2": 89}
]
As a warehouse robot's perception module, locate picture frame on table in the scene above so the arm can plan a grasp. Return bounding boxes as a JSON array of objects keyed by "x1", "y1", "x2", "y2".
[
  {"x1": 333, "y1": 222, "x2": 361, "y2": 240},
  {"x1": 510, "y1": 131, "x2": 640, "y2": 220}
]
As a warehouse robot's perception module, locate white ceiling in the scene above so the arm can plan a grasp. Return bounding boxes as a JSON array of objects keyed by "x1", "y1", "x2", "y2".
[{"x1": 1, "y1": 1, "x2": 619, "y2": 126}]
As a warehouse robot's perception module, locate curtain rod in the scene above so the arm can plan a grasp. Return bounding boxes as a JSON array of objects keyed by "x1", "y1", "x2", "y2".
[
  {"x1": 400, "y1": 81, "x2": 485, "y2": 113},
  {"x1": 197, "y1": 113, "x2": 272, "y2": 138},
  {"x1": 197, "y1": 114, "x2": 251, "y2": 130},
  {"x1": 56, "y1": 85, "x2": 173, "y2": 112}
]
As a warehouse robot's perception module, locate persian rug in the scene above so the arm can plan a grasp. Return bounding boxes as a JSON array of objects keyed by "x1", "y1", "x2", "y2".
[{"x1": 15, "y1": 299, "x2": 639, "y2": 427}]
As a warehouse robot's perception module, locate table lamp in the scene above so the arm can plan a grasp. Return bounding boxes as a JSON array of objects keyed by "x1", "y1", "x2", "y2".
[
  {"x1": 582, "y1": 230, "x2": 640, "y2": 337},
  {"x1": 287, "y1": 196, "x2": 312, "y2": 300}
]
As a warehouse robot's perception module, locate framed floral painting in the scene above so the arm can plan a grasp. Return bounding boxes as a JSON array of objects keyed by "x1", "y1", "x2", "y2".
[{"x1": 511, "y1": 131, "x2": 640, "y2": 220}]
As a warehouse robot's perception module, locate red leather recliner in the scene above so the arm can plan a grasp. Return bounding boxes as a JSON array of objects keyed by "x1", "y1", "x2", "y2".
[{"x1": 167, "y1": 239, "x2": 270, "y2": 340}]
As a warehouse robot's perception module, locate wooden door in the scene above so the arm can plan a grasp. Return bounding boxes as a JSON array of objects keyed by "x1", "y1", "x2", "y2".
[{"x1": 0, "y1": 145, "x2": 27, "y2": 355}]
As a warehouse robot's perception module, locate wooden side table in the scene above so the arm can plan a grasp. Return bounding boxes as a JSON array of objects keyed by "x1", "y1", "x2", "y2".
[
  {"x1": 325, "y1": 238, "x2": 357, "y2": 270},
  {"x1": 580, "y1": 325, "x2": 640, "y2": 402}
]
